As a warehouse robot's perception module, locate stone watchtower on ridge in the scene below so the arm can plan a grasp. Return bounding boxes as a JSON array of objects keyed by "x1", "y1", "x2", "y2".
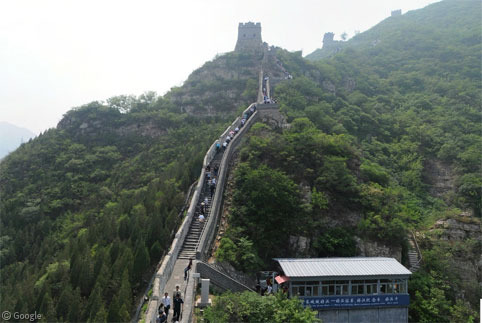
[{"x1": 235, "y1": 22, "x2": 262, "y2": 51}]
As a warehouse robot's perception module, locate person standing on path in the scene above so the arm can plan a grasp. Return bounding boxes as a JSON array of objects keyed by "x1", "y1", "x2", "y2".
[
  {"x1": 173, "y1": 293, "x2": 184, "y2": 322},
  {"x1": 161, "y1": 292, "x2": 171, "y2": 319},
  {"x1": 184, "y1": 258, "x2": 193, "y2": 280}
]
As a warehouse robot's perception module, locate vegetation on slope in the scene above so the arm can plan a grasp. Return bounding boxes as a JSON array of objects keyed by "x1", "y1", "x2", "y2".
[
  {"x1": 216, "y1": 0, "x2": 481, "y2": 321},
  {"x1": 0, "y1": 53, "x2": 260, "y2": 321},
  {"x1": 203, "y1": 291, "x2": 319, "y2": 323}
]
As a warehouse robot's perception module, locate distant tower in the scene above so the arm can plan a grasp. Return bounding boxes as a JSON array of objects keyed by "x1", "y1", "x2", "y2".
[
  {"x1": 235, "y1": 22, "x2": 262, "y2": 51},
  {"x1": 391, "y1": 9, "x2": 402, "y2": 17},
  {"x1": 322, "y1": 32, "x2": 335, "y2": 47}
]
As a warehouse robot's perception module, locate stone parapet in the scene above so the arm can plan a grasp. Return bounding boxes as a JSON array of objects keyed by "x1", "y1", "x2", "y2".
[
  {"x1": 196, "y1": 104, "x2": 259, "y2": 261},
  {"x1": 197, "y1": 261, "x2": 254, "y2": 292}
]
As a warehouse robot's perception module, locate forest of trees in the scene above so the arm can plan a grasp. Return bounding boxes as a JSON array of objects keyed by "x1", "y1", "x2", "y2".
[
  {"x1": 0, "y1": 90, "x2": 254, "y2": 320},
  {"x1": 0, "y1": 0, "x2": 480, "y2": 322},
  {"x1": 215, "y1": 1, "x2": 481, "y2": 321}
]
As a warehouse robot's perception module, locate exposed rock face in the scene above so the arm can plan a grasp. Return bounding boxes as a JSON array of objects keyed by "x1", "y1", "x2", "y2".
[
  {"x1": 59, "y1": 113, "x2": 166, "y2": 138},
  {"x1": 423, "y1": 159, "x2": 456, "y2": 200},
  {"x1": 322, "y1": 80, "x2": 336, "y2": 95},
  {"x1": 289, "y1": 236, "x2": 310, "y2": 255},
  {"x1": 114, "y1": 122, "x2": 167, "y2": 138},
  {"x1": 427, "y1": 215, "x2": 481, "y2": 301},
  {"x1": 168, "y1": 53, "x2": 262, "y2": 116},
  {"x1": 431, "y1": 217, "x2": 481, "y2": 241},
  {"x1": 258, "y1": 108, "x2": 288, "y2": 129},
  {"x1": 355, "y1": 237, "x2": 403, "y2": 262},
  {"x1": 344, "y1": 77, "x2": 357, "y2": 92}
]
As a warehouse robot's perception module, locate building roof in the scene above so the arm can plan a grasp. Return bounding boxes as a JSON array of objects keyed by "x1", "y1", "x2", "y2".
[{"x1": 275, "y1": 257, "x2": 411, "y2": 278}]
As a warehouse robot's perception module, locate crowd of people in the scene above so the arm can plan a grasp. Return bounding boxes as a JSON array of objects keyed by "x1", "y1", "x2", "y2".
[
  {"x1": 157, "y1": 290, "x2": 184, "y2": 323},
  {"x1": 215, "y1": 104, "x2": 257, "y2": 155},
  {"x1": 156, "y1": 105, "x2": 258, "y2": 322},
  {"x1": 262, "y1": 76, "x2": 277, "y2": 104}
]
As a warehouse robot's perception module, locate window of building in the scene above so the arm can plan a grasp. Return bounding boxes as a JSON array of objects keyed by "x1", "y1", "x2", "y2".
[
  {"x1": 379, "y1": 279, "x2": 391, "y2": 294},
  {"x1": 306, "y1": 281, "x2": 319, "y2": 296},
  {"x1": 321, "y1": 281, "x2": 335, "y2": 296},
  {"x1": 351, "y1": 280, "x2": 364, "y2": 295},
  {"x1": 335, "y1": 281, "x2": 349, "y2": 295},
  {"x1": 365, "y1": 280, "x2": 378, "y2": 294},
  {"x1": 292, "y1": 282, "x2": 304, "y2": 296},
  {"x1": 291, "y1": 278, "x2": 407, "y2": 297}
]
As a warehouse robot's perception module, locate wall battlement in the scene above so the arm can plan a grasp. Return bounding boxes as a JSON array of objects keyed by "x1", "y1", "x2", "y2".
[
  {"x1": 235, "y1": 22, "x2": 263, "y2": 51},
  {"x1": 391, "y1": 9, "x2": 402, "y2": 17},
  {"x1": 323, "y1": 32, "x2": 335, "y2": 44}
]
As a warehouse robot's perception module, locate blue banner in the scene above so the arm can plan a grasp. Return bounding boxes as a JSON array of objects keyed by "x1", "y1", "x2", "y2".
[{"x1": 302, "y1": 294, "x2": 409, "y2": 309}]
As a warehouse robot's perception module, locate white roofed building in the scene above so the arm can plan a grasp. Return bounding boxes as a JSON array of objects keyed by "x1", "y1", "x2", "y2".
[{"x1": 274, "y1": 257, "x2": 411, "y2": 323}]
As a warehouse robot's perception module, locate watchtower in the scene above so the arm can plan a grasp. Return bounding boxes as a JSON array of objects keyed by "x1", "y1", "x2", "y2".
[
  {"x1": 235, "y1": 22, "x2": 262, "y2": 51},
  {"x1": 391, "y1": 9, "x2": 402, "y2": 17},
  {"x1": 323, "y1": 32, "x2": 335, "y2": 45}
]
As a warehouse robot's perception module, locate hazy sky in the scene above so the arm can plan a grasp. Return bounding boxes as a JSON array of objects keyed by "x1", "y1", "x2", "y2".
[{"x1": 0, "y1": 0, "x2": 438, "y2": 134}]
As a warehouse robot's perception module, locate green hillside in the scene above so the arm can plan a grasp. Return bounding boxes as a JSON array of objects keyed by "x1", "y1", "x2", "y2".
[
  {"x1": 216, "y1": 0, "x2": 481, "y2": 321},
  {"x1": 0, "y1": 0, "x2": 480, "y2": 322},
  {"x1": 0, "y1": 53, "x2": 260, "y2": 321}
]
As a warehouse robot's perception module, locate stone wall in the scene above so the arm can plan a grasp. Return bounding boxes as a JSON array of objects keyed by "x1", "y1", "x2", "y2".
[
  {"x1": 257, "y1": 104, "x2": 288, "y2": 128},
  {"x1": 143, "y1": 107, "x2": 251, "y2": 323},
  {"x1": 196, "y1": 104, "x2": 259, "y2": 261},
  {"x1": 197, "y1": 262, "x2": 254, "y2": 292}
]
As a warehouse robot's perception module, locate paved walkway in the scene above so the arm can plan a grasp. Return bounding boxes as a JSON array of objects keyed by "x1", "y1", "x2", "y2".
[{"x1": 161, "y1": 259, "x2": 189, "y2": 321}]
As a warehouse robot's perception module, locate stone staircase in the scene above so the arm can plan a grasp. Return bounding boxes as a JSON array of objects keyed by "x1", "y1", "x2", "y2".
[
  {"x1": 408, "y1": 231, "x2": 422, "y2": 272},
  {"x1": 178, "y1": 152, "x2": 223, "y2": 260},
  {"x1": 408, "y1": 250, "x2": 420, "y2": 272}
]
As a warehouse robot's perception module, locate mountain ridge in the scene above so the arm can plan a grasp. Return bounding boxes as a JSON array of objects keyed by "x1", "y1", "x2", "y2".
[
  {"x1": 0, "y1": 0, "x2": 480, "y2": 321},
  {"x1": 0, "y1": 121, "x2": 36, "y2": 159}
]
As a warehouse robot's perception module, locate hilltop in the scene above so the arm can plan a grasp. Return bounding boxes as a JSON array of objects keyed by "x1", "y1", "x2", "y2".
[{"x1": 306, "y1": 0, "x2": 481, "y2": 63}]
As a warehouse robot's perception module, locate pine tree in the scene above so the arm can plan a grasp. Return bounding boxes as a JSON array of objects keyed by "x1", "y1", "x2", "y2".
[
  {"x1": 119, "y1": 269, "x2": 133, "y2": 308},
  {"x1": 119, "y1": 303, "x2": 131, "y2": 323},
  {"x1": 91, "y1": 304, "x2": 108, "y2": 323},
  {"x1": 149, "y1": 241, "x2": 162, "y2": 263},
  {"x1": 39, "y1": 291, "x2": 56, "y2": 322},
  {"x1": 107, "y1": 295, "x2": 121, "y2": 323},
  {"x1": 68, "y1": 288, "x2": 83, "y2": 323},
  {"x1": 132, "y1": 242, "x2": 150, "y2": 284},
  {"x1": 79, "y1": 254, "x2": 94, "y2": 296},
  {"x1": 56, "y1": 284, "x2": 73, "y2": 319},
  {"x1": 83, "y1": 285, "x2": 102, "y2": 322}
]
